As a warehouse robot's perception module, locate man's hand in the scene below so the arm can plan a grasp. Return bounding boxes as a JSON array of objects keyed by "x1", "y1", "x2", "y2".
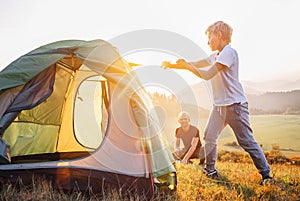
[{"x1": 181, "y1": 159, "x2": 189, "y2": 164}]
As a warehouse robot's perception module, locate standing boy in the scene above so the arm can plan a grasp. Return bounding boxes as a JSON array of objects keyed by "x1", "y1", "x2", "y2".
[{"x1": 163, "y1": 21, "x2": 273, "y2": 184}]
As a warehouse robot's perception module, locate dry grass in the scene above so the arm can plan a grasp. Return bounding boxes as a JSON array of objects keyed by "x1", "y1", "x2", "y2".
[
  {"x1": 176, "y1": 162, "x2": 300, "y2": 201},
  {"x1": 1, "y1": 161, "x2": 299, "y2": 201}
]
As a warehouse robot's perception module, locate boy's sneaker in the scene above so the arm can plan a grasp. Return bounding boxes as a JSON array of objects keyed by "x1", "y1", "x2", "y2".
[
  {"x1": 202, "y1": 167, "x2": 207, "y2": 174},
  {"x1": 203, "y1": 168, "x2": 218, "y2": 179},
  {"x1": 261, "y1": 176, "x2": 275, "y2": 185}
]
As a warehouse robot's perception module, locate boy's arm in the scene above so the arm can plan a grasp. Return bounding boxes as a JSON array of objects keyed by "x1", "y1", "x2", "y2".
[
  {"x1": 195, "y1": 62, "x2": 227, "y2": 80},
  {"x1": 161, "y1": 59, "x2": 228, "y2": 80},
  {"x1": 161, "y1": 58, "x2": 210, "y2": 69},
  {"x1": 178, "y1": 58, "x2": 211, "y2": 69},
  {"x1": 161, "y1": 61, "x2": 186, "y2": 69},
  {"x1": 187, "y1": 59, "x2": 211, "y2": 68},
  {"x1": 181, "y1": 137, "x2": 199, "y2": 164},
  {"x1": 185, "y1": 61, "x2": 227, "y2": 80}
]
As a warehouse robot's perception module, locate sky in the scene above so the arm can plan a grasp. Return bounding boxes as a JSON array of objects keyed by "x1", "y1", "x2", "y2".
[{"x1": 1, "y1": 0, "x2": 300, "y2": 83}]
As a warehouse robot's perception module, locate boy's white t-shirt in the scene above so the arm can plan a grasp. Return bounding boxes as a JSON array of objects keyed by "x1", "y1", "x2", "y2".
[{"x1": 209, "y1": 45, "x2": 247, "y2": 106}]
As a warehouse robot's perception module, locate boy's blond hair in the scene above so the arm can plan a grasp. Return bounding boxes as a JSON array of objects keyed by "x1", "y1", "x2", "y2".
[{"x1": 205, "y1": 21, "x2": 233, "y2": 43}]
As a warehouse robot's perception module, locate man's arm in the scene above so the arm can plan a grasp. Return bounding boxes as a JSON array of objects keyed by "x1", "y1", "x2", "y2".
[
  {"x1": 181, "y1": 137, "x2": 199, "y2": 164},
  {"x1": 174, "y1": 138, "x2": 180, "y2": 152}
]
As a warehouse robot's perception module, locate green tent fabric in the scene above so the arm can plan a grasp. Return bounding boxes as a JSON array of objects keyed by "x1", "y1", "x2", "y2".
[
  {"x1": 0, "y1": 65, "x2": 56, "y2": 135},
  {"x1": 0, "y1": 40, "x2": 93, "y2": 93}
]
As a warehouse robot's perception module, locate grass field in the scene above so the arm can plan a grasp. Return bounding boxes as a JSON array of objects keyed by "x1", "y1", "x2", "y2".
[
  {"x1": 1, "y1": 161, "x2": 299, "y2": 200},
  {"x1": 174, "y1": 161, "x2": 300, "y2": 201},
  {"x1": 1, "y1": 115, "x2": 299, "y2": 200}
]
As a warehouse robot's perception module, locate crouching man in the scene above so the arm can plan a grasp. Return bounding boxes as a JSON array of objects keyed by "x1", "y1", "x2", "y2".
[{"x1": 173, "y1": 111, "x2": 205, "y2": 165}]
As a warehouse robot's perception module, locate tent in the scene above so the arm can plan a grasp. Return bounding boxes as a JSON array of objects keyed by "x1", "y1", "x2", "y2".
[{"x1": 0, "y1": 39, "x2": 176, "y2": 197}]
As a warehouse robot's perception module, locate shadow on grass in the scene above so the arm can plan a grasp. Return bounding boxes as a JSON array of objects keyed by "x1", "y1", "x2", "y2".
[{"x1": 210, "y1": 174, "x2": 258, "y2": 200}]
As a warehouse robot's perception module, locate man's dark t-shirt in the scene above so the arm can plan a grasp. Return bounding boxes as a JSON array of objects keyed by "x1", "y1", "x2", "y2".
[{"x1": 175, "y1": 125, "x2": 201, "y2": 159}]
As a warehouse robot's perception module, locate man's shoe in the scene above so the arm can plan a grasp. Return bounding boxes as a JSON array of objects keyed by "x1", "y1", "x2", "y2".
[{"x1": 261, "y1": 176, "x2": 275, "y2": 185}]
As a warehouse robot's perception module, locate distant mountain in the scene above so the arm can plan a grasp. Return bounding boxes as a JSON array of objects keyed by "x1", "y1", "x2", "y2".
[
  {"x1": 176, "y1": 79, "x2": 300, "y2": 114},
  {"x1": 242, "y1": 79, "x2": 300, "y2": 94},
  {"x1": 247, "y1": 90, "x2": 300, "y2": 114}
]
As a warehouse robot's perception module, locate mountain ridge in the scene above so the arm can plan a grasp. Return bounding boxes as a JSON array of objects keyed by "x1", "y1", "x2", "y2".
[{"x1": 176, "y1": 79, "x2": 300, "y2": 114}]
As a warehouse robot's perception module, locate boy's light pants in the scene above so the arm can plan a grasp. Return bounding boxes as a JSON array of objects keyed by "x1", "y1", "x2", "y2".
[{"x1": 204, "y1": 102, "x2": 270, "y2": 178}]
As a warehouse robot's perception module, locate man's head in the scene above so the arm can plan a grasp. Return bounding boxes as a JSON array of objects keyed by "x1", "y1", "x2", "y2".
[
  {"x1": 205, "y1": 21, "x2": 233, "y2": 51},
  {"x1": 178, "y1": 111, "x2": 190, "y2": 128}
]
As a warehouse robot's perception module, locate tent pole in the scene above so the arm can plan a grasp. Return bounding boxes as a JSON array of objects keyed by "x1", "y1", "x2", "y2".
[{"x1": 142, "y1": 139, "x2": 155, "y2": 198}]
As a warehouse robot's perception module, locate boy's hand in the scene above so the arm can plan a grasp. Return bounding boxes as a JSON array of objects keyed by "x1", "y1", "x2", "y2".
[
  {"x1": 161, "y1": 61, "x2": 173, "y2": 69},
  {"x1": 161, "y1": 60, "x2": 187, "y2": 69},
  {"x1": 161, "y1": 61, "x2": 180, "y2": 69}
]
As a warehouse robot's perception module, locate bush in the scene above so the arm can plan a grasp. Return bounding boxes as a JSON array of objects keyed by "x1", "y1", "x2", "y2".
[{"x1": 218, "y1": 150, "x2": 252, "y2": 163}]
